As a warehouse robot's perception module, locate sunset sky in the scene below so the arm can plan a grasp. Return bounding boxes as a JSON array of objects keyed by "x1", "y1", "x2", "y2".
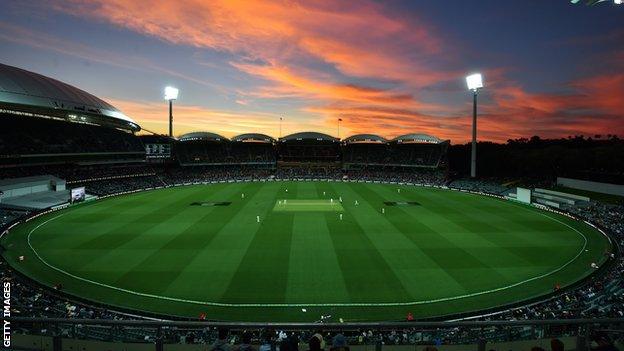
[{"x1": 1, "y1": 1, "x2": 623, "y2": 143}]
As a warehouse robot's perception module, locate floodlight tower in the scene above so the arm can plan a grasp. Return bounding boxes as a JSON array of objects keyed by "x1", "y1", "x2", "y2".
[
  {"x1": 466, "y1": 73, "x2": 483, "y2": 178},
  {"x1": 164, "y1": 86, "x2": 179, "y2": 137},
  {"x1": 337, "y1": 117, "x2": 342, "y2": 139}
]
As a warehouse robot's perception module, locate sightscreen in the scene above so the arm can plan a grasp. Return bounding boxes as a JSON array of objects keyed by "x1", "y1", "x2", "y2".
[{"x1": 517, "y1": 187, "x2": 532, "y2": 204}]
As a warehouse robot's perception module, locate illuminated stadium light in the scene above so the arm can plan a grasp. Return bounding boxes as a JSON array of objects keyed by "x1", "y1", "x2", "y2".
[
  {"x1": 571, "y1": 0, "x2": 622, "y2": 4},
  {"x1": 164, "y1": 86, "x2": 179, "y2": 137},
  {"x1": 466, "y1": 73, "x2": 483, "y2": 91},
  {"x1": 164, "y1": 86, "x2": 179, "y2": 101},
  {"x1": 466, "y1": 73, "x2": 483, "y2": 178}
]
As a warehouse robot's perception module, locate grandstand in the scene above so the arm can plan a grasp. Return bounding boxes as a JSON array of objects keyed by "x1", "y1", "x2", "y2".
[
  {"x1": 231, "y1": 133, "x2": 276, "y2": 165},
  {"x1": 389, "y1": 134, "x2": 449, "y2": 168},
  {"x1": 175, "y1": 131, "x2": 231, "y2": 165},
  {"x1": 174, "y1": 132, "x2": 276, "y2": 167},
  {"x1": 342, "y1": 134, "x2": 389, "y2": 166},
  {"x1": 0, "y1": 63, "x2": 144, "y2": 166},
  {"x1": 342, "y1": 133, "x2": 448, "y2": 170},
  {"x1": 0, "y1": 63, "x2": 139, "y2": 132},
  {"x1": 278, "y1": 131, "x2": 341, "y2": 163}
]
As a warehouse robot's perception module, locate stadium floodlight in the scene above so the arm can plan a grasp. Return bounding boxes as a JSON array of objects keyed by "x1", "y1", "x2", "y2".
[
  {"x1": 466, "y1": 73, "x2": 483, "y2": 178},
  {"x1": 571, "y1": 0, "x2": 622, "y2": 4},
  {"x1": 164, "y1": 86, "x2": 179, "y2": 137},
  {"x1": 466, "y1": 73, "x2": 483, "y2": 91},
  {"x1": 164, "y1": 86, "x2": 179, "y2": 101}
]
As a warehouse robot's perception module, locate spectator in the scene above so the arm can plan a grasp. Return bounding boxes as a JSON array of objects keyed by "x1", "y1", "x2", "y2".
[
  {"x1": 237, "y1": 332, "x2": 254, "y2": 351},
  {"x1": 259, "y1": 330, "x2": 276, "y2": 351},
  {"x1": 309, "y1": 334, "x2": 323, "y2": 351},
  {"x1": 210, "y1": 328, "x2": 231, "y2": 351},
  {"x1": 331, "y1": 333, "x2": 349, "y2": 351}
]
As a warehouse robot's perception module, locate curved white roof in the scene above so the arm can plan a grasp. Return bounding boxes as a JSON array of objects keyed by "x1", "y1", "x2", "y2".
[
  {"x1": 280, "y1": 131, "x2": 338, "y2": 142},
  {"x1": 232, "y1": 133, "x2": 275, "y2": 143},
  {"x1": 343, "y1": 134, "x2": 387, "y2": 144},
  {"x1": 178, "y1": 131, "x2": 229, "y2": 142},
  {"x1": 392, "y1": 133, "x2": 443, "y2": 144},
  {"x1": 0, "y1": 63, "x2": 138, "y2": 130}
]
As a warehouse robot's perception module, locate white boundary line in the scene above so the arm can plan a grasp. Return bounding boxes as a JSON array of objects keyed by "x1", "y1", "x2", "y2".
[{"x1": 22, "y1": 185, "x2": 592, "y2": 308}]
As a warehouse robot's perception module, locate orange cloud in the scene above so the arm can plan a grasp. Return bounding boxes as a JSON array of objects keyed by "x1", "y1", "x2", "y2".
[
  {"x1": 53, "y1": 0, "x2": 450, "y2": 86},
  {"x1": 41, "y1": 1, "x2": 624, "y2": 143},
  {"x1": 306, "y1": 68, "x2": 624, "y2": 143},
  {"x1": 572, "y1": 74, "x2": 624, "y2": 114},
  {"x1": 107, "y1": 97, "x2": 326, "y2": 138},
  {"x1": 232, "y1": 62, "x2": 430, "y2": 107},
  {"x1": 476, "y1": 72, "x2": 624, "y2": 142},
  {"x1": 50, "y1": 0, "x2": 466, "y2": 139}
]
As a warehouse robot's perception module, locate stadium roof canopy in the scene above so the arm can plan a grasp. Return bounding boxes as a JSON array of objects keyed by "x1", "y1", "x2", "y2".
[
  {"x1": 280, "y1": 131, "x2": 339, "y2": 142},
  {"x1": 178, "y1": 131, "x2": 229, "y2": 142},
  {"x1": 231, "y1": 133, "x2": 275, "y2": 143},
  {"x1": 0, "y1": 63, "x2": 139, "y2": 132},
  {"x1": 343, "y1": 134, "x2": 387, "y2": 144},
  {"x1": 392, "y1": 133, "x2": 444, "y2": 144}
]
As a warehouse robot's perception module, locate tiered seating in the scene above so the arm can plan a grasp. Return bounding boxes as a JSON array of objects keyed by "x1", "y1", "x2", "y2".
[{"x1": 0, "y1": 115, "x2": 143, "y2": 156}]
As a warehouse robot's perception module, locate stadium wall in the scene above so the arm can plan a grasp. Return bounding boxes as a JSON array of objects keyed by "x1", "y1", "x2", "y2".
[
  {"x1": 557, "y1": 177, "x2": 624, "y2": 196},
  {"x1": 9, "y1": 333, "x2": 579, "y2": 351}
]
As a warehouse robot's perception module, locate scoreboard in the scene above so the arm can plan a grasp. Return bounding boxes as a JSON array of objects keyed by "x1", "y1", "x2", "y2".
[{"x1": 145, "y1": 143, "x2": 171, "y2": 158}]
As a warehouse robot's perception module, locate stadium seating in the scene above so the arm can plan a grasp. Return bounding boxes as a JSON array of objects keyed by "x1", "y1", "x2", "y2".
[
  {"x1": 0, "y1": 114, "x2": 145, "y2": 165},
  {"x1": 342, "y1": 135, "x2": 448, "y2": 169},
  {"x1": 278, "y1": 132, "x2": 341, "y2": 162},
  {"x1": 175, "y1": 132, "x2": 276, "y2": 166}
]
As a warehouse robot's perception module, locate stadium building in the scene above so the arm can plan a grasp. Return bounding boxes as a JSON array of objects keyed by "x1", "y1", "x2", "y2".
[
  {"x1": 0, "y1": 64, "x2": 622, "y2": 351},
  {"x1": 0, "y1": 63, "x2": 144, "y2": 166}
]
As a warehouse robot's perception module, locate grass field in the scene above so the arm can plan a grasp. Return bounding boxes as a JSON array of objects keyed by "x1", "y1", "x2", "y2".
[{"x1": 1, "y1": 181, "x2": 611, "y2": 322}]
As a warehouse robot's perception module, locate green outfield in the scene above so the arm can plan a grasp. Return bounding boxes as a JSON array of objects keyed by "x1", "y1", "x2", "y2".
[{"x1": 1, "y1": 181, "x2": 611, "y2": 322}]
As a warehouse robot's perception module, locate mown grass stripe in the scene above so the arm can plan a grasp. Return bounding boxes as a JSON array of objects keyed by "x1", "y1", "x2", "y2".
[
  {"x1": 109, "y1": 183, "x2": 260, "y2": 295},
  {"x1": 219, "y1": 182, "x2": 294, "y2": 303},
  {"x1": 162, "y1": 182, "x2": 284, "y2": 300},
  {"x1": 321, "y1": 182, "x2": 415, "y2": 302},
  {"x1": 362, "y1": 183, "x2": 513, "y2": 291}
]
